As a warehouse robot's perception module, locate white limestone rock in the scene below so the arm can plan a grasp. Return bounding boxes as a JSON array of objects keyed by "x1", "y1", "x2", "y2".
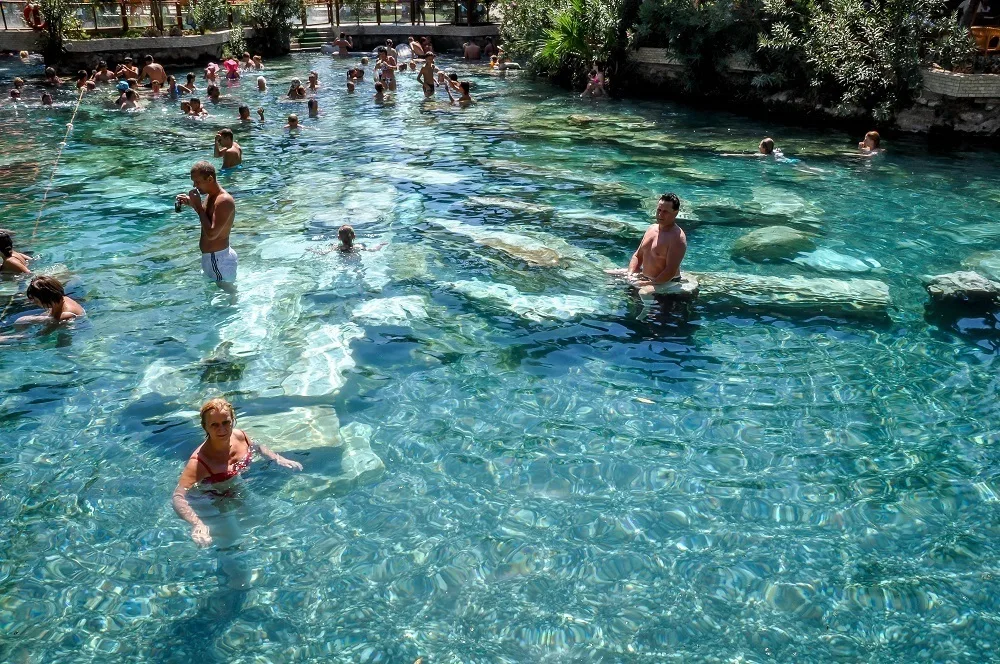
[
  {"x1": 732, "y1": 226, "x2": 816, "y2": 262},
  {"x1": 925, "y1": 271, "x2": 1000, "y2": 306},
  {"x1": 696, "y1": 272, "x2": 891, "y2": 316}
]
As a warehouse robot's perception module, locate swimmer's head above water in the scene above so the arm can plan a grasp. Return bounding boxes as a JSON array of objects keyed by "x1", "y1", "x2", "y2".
[
  {"x1": 238, "y1": 104, "x2": 250, "y2": 120},
  {"x1": 759, "y1": 137, "x2": 774, "y2": 155},
  {"x1": 200, "y1": 397, "x2": 236, "y2": 439},
  {"x1": 656, "y1": 192, "x2": 681, "y2": 227},
  {"x1": 338, "y1": 224, "x2": 356, "y2": 250},
  {"x1": 190, "y1": 160, "x2": 218, "y2": 193}
]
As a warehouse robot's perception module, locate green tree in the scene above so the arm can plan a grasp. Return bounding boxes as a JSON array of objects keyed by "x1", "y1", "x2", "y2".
[
  {"x1": 192, "y1": 0, "x2": 228, "y2": 34},
  {"x1": 245, "y1": 0, "x2": 300, "y2": 55}
]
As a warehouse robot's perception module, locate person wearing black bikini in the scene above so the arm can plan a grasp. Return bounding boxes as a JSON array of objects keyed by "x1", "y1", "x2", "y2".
[{"x1": 172, "y1": 398, "x2": 302, "y2": 547}]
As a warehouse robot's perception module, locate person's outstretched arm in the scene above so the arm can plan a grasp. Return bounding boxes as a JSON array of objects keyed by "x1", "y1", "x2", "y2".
[
  {"x1": 243, "y1": 431, "x2": 302, "y2": 470},
  {"x1": 172, "y1": 458, "x2": 212, "y2": 546}
]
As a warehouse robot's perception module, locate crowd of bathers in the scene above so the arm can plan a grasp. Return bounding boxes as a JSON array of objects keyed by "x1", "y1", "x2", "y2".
[{"x1": 0, "y1": 35, "x2": 504, "y2": 339}]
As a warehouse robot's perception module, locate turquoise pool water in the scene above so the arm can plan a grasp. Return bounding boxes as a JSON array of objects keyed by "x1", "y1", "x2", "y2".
[{"x1": 3, "y1": 52, "x2": 1000, "y2": 662}]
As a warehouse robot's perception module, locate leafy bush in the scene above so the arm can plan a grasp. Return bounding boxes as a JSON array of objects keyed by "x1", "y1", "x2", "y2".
[
  {"x1": 245, "y1": 0, "x2": 300, "y2": 55},
  {"x1": 223, "y1": 27, "x2": 248, "y2": 59},
  {"x1": 192, "y1": 0, "x2": 228, "y2": 34},
  {"x1": 805, "y1": 0, "x2": 944, "y2": 121},
  {"x1": 636, "y1": 0, "x2": 764, "y2": 94},
  {"x1": 930, "y1": 14, "x2": 976, "y2": 71}
]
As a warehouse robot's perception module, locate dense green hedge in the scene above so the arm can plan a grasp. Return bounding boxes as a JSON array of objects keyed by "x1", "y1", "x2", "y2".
[{"x1": 501, "y1": 0, "x2": 976, "y2": 120}]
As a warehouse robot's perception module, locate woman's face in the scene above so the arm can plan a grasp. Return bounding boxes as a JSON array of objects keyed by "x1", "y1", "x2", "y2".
[{"x1": 203, "y1": 408, "x2": 233, "y2": 441}]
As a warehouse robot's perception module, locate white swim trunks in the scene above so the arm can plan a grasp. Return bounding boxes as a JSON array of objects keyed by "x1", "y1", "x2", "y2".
[{"x1": 201, "y1": 247, "x2": 238, "y2": 283}]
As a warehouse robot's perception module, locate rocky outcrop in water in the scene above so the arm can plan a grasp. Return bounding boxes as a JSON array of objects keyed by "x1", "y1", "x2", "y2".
[
  {"x1": 732, "y1": 226, "x2": 816, "y2": 263},
  {"x1": 695, "y1": 272, "x2": 891, "y2": 316},
  {"x1": 925, "y1": 271, "x2": 1000, "y2": 306}
]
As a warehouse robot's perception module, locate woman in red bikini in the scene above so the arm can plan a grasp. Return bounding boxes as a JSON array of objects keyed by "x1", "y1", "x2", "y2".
[{"x1": 172, "y1": 398, "x2": 303, "y2": 546}]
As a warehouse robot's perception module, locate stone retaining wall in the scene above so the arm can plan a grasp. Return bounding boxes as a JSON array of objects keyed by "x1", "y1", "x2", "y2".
[
  {"x1": 56, "y1": 29, "x2": 251, "y2": 69},
  {"x1": 923, "y1": 67, "x2": 1000, "y2": 99}
]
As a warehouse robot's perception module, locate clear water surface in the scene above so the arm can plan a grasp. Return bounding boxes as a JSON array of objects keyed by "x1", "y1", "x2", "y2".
[{"x1": 2, "y1": 52, "x2": 1000, "y2": 663}]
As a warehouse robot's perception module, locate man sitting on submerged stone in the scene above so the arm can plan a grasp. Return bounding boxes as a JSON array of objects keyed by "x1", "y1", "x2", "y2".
[{"x1": 626, "y1": 193, "x2": 688, "y2": 286}]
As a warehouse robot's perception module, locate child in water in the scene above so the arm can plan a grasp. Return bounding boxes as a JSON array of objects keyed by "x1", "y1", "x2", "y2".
[{"x1": 16, "y1": 275, "x2": 85, "y2": 324}]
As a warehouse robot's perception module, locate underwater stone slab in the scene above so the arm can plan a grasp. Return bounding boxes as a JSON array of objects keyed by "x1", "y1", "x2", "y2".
[
  {"x1": 238, "y1": 409, "x2": 385, "y2": 499},
  {"x1": 351, "y1": 295, "x2": 429, "y2": 326},
  {"x1": 962, "y1": 250, "x2": 1000, "y2": 281},
  {"x1": 448, "y1": 280, "x2": 607, "y2": 321},
  {"x1": 925, "y1": 271, "x2": 1000, "y2": 306},
  {"x1": 695, "y1": 272, "x2": 891, "y2": 315},
  {"x1": 791, "y1": 248, "x2": 881, "y2": 274},
  {"x1": 732, "y1": 226, "x2": 816, "y2": 262}
]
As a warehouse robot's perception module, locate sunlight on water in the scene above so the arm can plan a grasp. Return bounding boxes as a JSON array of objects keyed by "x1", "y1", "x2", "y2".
[{"x1": 3, "y1": 52, "x2": 1000, "y2": 662}]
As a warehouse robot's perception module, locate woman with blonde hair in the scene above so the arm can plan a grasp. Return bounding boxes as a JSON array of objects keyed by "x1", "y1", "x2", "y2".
[{"x1": 172, "y1": 397, "x2": 302, "y2": 547}]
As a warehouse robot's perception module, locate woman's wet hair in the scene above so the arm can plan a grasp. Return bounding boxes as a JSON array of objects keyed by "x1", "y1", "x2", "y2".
[
  {"x1": 200, "y1": 397, "x2": 235, "y2": 429},
  {"x1": 375, "y1": 82, "x2": 384, "y2": 93},
  {"x1": 865, "y1": 130, "x2": 881, "y2": 148},
  {"x1": 339, "y1": 224, "x2": 356, "y2": 242},
  {"x1": 45, "y1": 67, "x2": 55, "y2": 77},
  {"x1": 460, "y1": 81, "x2": 470, "y2": 94},
  {"x1": 0, "y1": 230, "x2": 13, "y2": 258},
  {"x1": 186, "y1": 72, "x2": 195, "y2": 82},
  {"x1": 26, "y1": 275, "x2": 65, "y2": 306},
  {"x1": 760, "y1": 137, "x2": 775, "y2": 154}
]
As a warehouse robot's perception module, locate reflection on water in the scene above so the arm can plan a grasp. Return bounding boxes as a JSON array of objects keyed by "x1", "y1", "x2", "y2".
[{"x1": 2, "y1": 52, "x2": 1000, "y2": 661}]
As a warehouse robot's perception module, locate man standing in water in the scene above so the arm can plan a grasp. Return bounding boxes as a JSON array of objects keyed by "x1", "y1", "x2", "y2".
[
  {"x1": 176, "y1": 161, "x2": 237, "y2": 288},
  {"x1": 334, "y1": 32, "x2": 353, "y2": 57},
  {"x1": 627, "y1": 193, "x2": 687, "y2": 285},
  {"x1": 214, "y1": 128, "x2": 242, "y2": 169},
  {"x1": 139, "y1": 54, "x2": 167, "y2": 86}
]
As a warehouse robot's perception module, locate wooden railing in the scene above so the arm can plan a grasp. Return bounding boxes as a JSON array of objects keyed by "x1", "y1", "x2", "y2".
[
  {"x1": 0, "y1": 0, "x2": 492, "y2": 30},
  {"x1": 298, "y1": 0, "x2": 493, "y2": 27}
]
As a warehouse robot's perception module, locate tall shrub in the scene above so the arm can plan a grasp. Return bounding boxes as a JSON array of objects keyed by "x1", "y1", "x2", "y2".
[
  {"x1": 38, "y1": 0, "x2": 72, "y2": 59},
  {"x1": 635, "y1": 0, "x2": 764, "y2": 94},
  {"x1": 806, "y1": 0, "x2": 945, "y2": 120},
  {"x1": 246, "y1": 0, "x2": 300, "y2": 56},
  {"x1": 192, "y1": 0, "x2": 228, "y2": 34}
]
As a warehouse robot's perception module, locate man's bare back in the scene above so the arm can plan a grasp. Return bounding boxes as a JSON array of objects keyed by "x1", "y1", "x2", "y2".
[{"x1": 628, "y1": 194, "x2": 687, "y2": 285}]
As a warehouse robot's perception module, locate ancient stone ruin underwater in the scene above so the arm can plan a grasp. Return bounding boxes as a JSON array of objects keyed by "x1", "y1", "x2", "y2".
[{"x1": 3, "y1": 52, "x2": 1000, "y2": 662}]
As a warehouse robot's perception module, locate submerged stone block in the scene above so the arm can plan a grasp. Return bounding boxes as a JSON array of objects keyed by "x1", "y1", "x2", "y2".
[
  {"x1": 695, "y1": 272, "x2": 891, "y2": 316},
  {"x1": 925, "y1": 271, "x2": 1000, "y2": 306},
  {"x1": 732, "y1": 226, "x2": 816, "y2": 262}
]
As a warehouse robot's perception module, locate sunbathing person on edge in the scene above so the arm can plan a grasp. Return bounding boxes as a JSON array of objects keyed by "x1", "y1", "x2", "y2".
[{"x1": 172, "y1": 398, "x2": 302, "y2": 547}]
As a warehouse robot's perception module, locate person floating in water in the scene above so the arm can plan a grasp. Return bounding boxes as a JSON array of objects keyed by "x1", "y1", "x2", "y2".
[
  {"x1": 16, "y1": 275, "x2": 85, "y2": 324},
  {"x1": 613, "y1": 193, "x2": 687, "y2": 287},
  {"x1": 858, "y1": 130, "x2": 882, "y2": 155},
  {"x1": 176, "y1": 161, "x2": 238, "y2": 288},
  {"x1": 214, "y1": 128, "x2": 242, "y2": 169},
  {"x1": 172, "y1": 398, "x2": 302, "y2": 547},
  {"x1": 0, "y1": 229, "x2": 31, "y2": 274},
  {"x1": 311, "y1": 225, "x2": 386, "y2": 255},
  {"x1": 285, "y1": 113, "x2": 300, "y2": 130}
]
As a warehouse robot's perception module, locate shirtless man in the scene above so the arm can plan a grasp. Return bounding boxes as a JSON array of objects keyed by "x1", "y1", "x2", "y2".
[
  {"x1": 334, "y1": 32, "x2": 353, "y2": 57},
  {"x1": 463, "y1": 40, "x2": 481, "y2": 60},
  {"x1": 92, "y1": 60, "x2": 115, "y2": 84},
  {"x1": 214, "y1": 128, "x2": 242, "y2": 168},
  {"x1": 139, "y1": 54, "x2": 167, "y2": 86},
  {"x1": 408, "y1": 36, "x2": 424, "y2": 57},
  {"x1": 176, "y1": 161, "x2": 237, "y2": 287},
  {"x1": 116, "y1": 57, "x2": 139, "y2": 80},
  {"x1": 627, "y1": 193, "x2": 687, "y2": 285},
  {"x1": 188, "y1": 97, "x2": 209, "y2": 117}
]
